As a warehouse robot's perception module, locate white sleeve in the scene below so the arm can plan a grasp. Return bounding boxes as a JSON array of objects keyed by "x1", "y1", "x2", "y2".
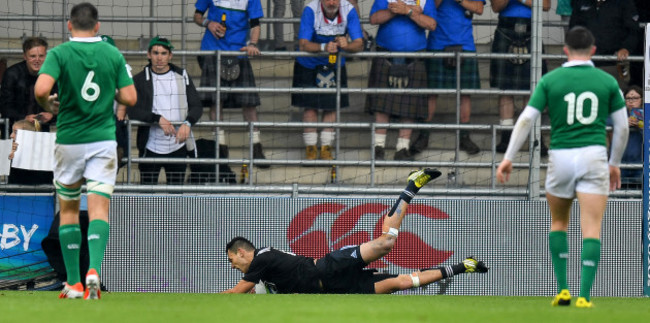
[
  {"x1": 504, "y1": 106, "x2": 541, "y2": 161},
  {"x1": 608, "y1": 107, "x2": 629, "y2": 167}
]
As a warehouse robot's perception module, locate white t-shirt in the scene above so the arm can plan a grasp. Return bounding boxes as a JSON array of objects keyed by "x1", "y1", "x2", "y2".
[{"x1": 146, "y1": 70, "x2": 187, "y2": 154}]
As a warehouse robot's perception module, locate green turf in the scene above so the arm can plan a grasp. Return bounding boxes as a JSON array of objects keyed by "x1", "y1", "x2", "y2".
[{"x1": 1, "y1": 291, "x2": 648, "y2": 322}]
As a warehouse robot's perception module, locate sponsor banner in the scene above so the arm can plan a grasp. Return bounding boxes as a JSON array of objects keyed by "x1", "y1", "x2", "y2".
[
  {"x1": 106, "y1": 196, "x2": 642, "y2": 296},
  {"x1": 642, "y1": 24, "x2": 650, "y2": 296},
  {"x1": 0, "y1": 195, "x2": 56, "y2": 281}
]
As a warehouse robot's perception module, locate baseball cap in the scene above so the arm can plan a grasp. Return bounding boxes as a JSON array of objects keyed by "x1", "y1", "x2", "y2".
[
  {"x1": 148, "y1": 36, "x2": 174, "y2": 51},
  {"x1": 100, "y1": 35, "x2": 116, "y2": 47}
]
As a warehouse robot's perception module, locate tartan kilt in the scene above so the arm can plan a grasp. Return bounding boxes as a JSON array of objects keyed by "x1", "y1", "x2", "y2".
[
  {"x1": 489, "y1": 26, "x2": 547, "y2": 90},
  {"x1": 291, "y1": 61, "x2": 349, "y2": 110},
  {"x1": 198, "y1": 55, "x2": 261, "y2": 108},
  {"x1": 364, "y1": 57, "x2": 428, "y2": 120},
  {"x1": 426, "y1": 50, "x2": 481, "y2": 89}
]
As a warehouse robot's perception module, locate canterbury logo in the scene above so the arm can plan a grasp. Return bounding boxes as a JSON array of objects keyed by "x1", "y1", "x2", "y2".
[
  {"x1": 67, "y1": 244, "x2": 80, "y2": 249},
  {"x1": 88, "y1": 234, "x2": 100, "y2": 240},
  {"x1": 583, "y1": 260, "x2": 596, "y2": 267}
]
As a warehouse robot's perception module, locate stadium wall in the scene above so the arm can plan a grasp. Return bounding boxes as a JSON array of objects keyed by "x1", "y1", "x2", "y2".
[{"x1": 104, "y1": 195, "x2": 643, "y2": 296}]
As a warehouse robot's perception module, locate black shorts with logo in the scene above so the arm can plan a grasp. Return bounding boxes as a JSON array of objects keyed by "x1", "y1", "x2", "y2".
[{"x1": 315, "y1": 245, "x2": 386, "y2": 294}]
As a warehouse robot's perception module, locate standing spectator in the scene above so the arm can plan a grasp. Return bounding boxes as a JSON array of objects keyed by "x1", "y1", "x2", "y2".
[
  {"x1": 489, "y1": 0, "x2": 550, "y2": 154},
  {"x1": 629, "y1": 0, "x2": 648, "y2": 88},
  {"x1": 34, "y1": 2, "x2": 137, "y2": 299},
  {"x1": 273, "y1": 0, "x2": 305, "y2": 51},
  {"x1": 556, "y1": 0, "x2": 571, "y2": 33},
  {"x1": 0, "y1": 37, "x2": 57, "y2": 134},
  {"x1": 413, "y1": 0, "x2": 484, "y2": 156},
  {"x1": 128, "y1": 36, "x2": 203, "y2": 185},
  {"x1": 365, "y1": 0, "x2": 437, "y2": 161},
  {"x1": 194, "y1": 0, "x2": 270, "y2": 168},
  {"x1": 293, "y1": 0, "x2": 364, "y2": 160},
  {"x1": 618, "y1": 85, "x2": 643, "y2": 189},
  {"x1": 570, "y1": 0, "x2": 638, "y2": 89},
  {"x1": 497, "y1": 27, "x2": 629, "y2": 308}
]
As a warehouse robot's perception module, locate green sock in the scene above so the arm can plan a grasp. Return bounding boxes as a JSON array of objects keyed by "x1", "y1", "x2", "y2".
[
  {"x1": 580, "y1": 238, "x2": 601, "y2": 301},
  {"x1": 87, "y1": 220, "x2": 110, "y2": 275},
  {"x1": 59, "y1": 224, "x2": 82, "y2": 285},
  {"x1": 549, "y1": 231, "x2": 569, "y2": 292}
]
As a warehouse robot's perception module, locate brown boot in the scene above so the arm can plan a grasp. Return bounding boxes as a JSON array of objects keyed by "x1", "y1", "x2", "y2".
[
  {"x1": 305, "y1": 145, "x2": 317, "y2": 160},
  {"x1": 320, "y1": 145, "x2": 333, "y2": 160}
]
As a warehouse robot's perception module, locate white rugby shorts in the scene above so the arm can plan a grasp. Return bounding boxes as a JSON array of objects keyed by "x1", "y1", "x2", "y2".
[
  {"x1": 545, "y1": 145, "x2": 609, "y2": 199},
  {"x1": 54, "y1": 140, "x2": 118, "y2": 186}
]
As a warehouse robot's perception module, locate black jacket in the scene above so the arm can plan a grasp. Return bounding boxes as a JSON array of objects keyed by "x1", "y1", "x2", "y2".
[
  {"x1": 128, "y1": 63, "x2": 203, "y2": 156},
  {"x1": 0, "y1": 61, "x2": 57, "y2": 131},
  {"x1": 570, "y1": 0, "x2": 639, "y2": 63}
]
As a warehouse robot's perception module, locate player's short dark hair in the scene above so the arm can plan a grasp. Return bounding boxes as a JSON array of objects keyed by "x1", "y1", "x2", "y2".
[
  {"x1": 565, "y1": 26, "x2": 595, "y2": 51},
  {"x1": 70, "y1": 2, "x2": 98, "y2": 31},
  {"x1": 22, "y1": 37, "x2": 48, "y2": 53},
  {"x1": 226, "y1": 237, "x2": 255, "y2": 253}
]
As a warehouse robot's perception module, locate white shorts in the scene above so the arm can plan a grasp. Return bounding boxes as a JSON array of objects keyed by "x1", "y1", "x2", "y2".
[
  {"x1": 545, "y1": 145, "x2": 609, "y2": 199},
  {"x1": 54, "y1": 141, "x2": 117, "y2": 186}
]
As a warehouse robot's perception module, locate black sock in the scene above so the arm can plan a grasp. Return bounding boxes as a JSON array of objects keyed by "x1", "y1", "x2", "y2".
[
  {"x1": 437, "y1": 263, "x2": 466, "y2": 279},
  {"x1": 386, "y1": 181, "x2": 419, "y2": 217}
]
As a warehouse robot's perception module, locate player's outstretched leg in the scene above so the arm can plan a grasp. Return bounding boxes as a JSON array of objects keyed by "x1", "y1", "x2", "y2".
[{"x1": 84, "y1": 268, "x2": 101, "y2": 300}]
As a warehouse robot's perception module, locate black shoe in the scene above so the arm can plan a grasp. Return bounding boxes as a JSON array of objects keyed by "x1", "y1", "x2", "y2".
[
  {"x1": 409, "y1": 130, "x2": 430, "y2": 155},
  {"x1": 253, "y1": 143, "x2": 270, "y2": 169},
  {"x1": 459, "y1": 136, "x2": 480, "y2": 155},
  {"x1": 394, "y1": 148, "x2": 414, "y2": 161},
  {"x1": 374, "y1": 146, "x2": 385, "y2": 160}
]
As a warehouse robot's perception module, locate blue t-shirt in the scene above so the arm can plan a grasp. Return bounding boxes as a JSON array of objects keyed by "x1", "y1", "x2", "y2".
[
  {"x1": 195, "y1": 0, "x2": 264, "y2": 50},
  {"x1": 297, "y1": 0, "x2": 363, "y2": 69},
  {"x1": 427, "y1": 0, "x2": 483, "y2": 51},
  {"x1": 499, "y1": 0, "x2": 530, "y2": 18},
  {"x1": 370, "y1": 0, "x2": 436, "y2": 52}
]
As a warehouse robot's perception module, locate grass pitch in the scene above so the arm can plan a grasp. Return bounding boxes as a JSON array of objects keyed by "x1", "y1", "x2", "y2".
[{"x1": 1, "y1": 291, "x2": 648, "y2": 323}]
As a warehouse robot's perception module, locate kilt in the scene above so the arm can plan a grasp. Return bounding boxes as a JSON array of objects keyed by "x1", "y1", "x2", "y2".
[
  {"x1": 364, "y1": 56, "x2": 428, "y2": 120},
  {"x1": 489, "y1": 17, "x2": 547, "y2": 90},
  {"x1": 427, "y1": 50, "x2": 480, "y2": 89},
  {"x1": 198, "y1": 55, "x2": 261, "y2": 108},
  {"x1": 291, "y1": 61, "x2": 349, "y2": 110}
]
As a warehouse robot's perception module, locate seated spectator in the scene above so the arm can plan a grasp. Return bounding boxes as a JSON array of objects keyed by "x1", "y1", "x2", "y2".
[
  {"x1": 365, "y1": 0, "x2": 437, "y2": 161},
  {"x1": 293, "y1": 0, "x2": 364, "y2": 161},
  {"x1": 0, "y1": 37, "x2": 57, "y2": 136},
  {"x1": 489, "y1": 0, "x2": 549, "y2": 154},
  {"x1": 7, "y1": 120, "x2": 53, "y2": 185},
  {"x1": 128, "y1": 36, "x2": 203, "y2": 185},
  {"x1": 570, "y1": 0, "x2": 638, "y2": 89},
  {"x1": 414, "y1": 0, "x2": 484, "y2": 156}
]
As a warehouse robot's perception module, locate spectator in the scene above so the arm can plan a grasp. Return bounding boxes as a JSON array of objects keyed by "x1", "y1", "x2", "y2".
[
  {"x1": 489, "y1": 0, "x2": 549, "y2": 154},
  {"x1": 273, "y1": 0, "x2": 304, "y2": 51},
  {"x1": 412, "y1": 0, "x2": 484, "y2": 156},
  {"x1": 128, "y1": 36, "x2": 203, "y2": 185},
  {"x1": 365, "y1": 0, "x2": 437, "y2": 161},
  {"x1": 293, "y1": 0, "x2": 364, "y2": 161},
  {"x1": 194, "y1": 0, "x2": 270, "y2": 168},
  {"x1": 556, "y1": 0, "x2": 571, "y2": 33},
  {"x1": 570, "y1": 0, "x2": 639, "y2": 89},
  {"x1": 629, "y1": 0, "x2": 648, "y2": 88},
  {"x1": 0, "y1": 37, "x2": 57, "y2": 135},
  {"x1": 618, "y1": 85, "x2": 643, "y2": 189},
  {"x1": 7, "y1": 119, "x2": 53, "y2": 185}
]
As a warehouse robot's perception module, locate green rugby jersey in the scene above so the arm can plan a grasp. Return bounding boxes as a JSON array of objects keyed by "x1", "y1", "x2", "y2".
[
  {"x1": 528, "y1": 61, "x2": 626, "y2": 149},
  {"x1": 39, "y1": 37, "x2": 133, "y2": 144}
]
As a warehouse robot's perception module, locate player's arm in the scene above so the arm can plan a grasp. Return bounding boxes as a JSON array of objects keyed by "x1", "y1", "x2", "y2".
[
  {"x1": 34, "y1": 73, "x2": 57, "y2": 113},
  {"x1": 116, "y1": 84, "x2": 137, "y2": 107},
  {"x1": 221, "y1": 279, "x2": 256, "y2": 293},
  {"x1": 496, "y1": 106, "x2": 541, "y2": 183}
]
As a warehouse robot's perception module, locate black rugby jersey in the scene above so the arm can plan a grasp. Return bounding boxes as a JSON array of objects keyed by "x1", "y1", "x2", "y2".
[{"x1": 242, "y1": 247, "x2": 322, "y2": 294}]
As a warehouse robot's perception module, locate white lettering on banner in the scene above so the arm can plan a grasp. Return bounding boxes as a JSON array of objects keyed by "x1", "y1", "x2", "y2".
[{"x1": 0, "y1": 224, "x2": 38, "y2": 251}]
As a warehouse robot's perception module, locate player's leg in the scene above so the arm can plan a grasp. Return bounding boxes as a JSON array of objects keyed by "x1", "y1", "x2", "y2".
[
  {"x1": 374, "y1": 257, "x2": 489, "y2": 294},
  {"x1": 547, "y1": 193, "x2": 573, "y2": 306},
  {"x1": 83, "y1": 141, "x2": 118, "y2": 300},
  {"x1": 575, "y1": 191, "x2": 607, "y2": 308},
  {"x1": 359, "y1": 168, "x2": 441, "y2": 264}
]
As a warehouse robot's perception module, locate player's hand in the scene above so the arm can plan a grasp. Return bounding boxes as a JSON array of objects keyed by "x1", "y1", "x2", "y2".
[
  {"x1": 47, "y1": 93, "x2": 59, "y2": 114},
  {"x1": 176, "y1": 124, "x2": 191, "y2": 144},
  {"x1": 241, "y1": 44, "x2": 260, "y2": 56},
  {"x1": 496, "y1": 159, "x2": 512, "y2": 184},
  {"x1": 388, "y1": 0, "x2": 409, "y2": 15},
  {"x1": 609, "y1": 165, "x2": 621, "y2": 191},
  {"x1": 158, "y1": 116, "x2": 176, "y2": 136},
  {"x1": 616, "y1": 48, "x2": 629, "y2": 61}
]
